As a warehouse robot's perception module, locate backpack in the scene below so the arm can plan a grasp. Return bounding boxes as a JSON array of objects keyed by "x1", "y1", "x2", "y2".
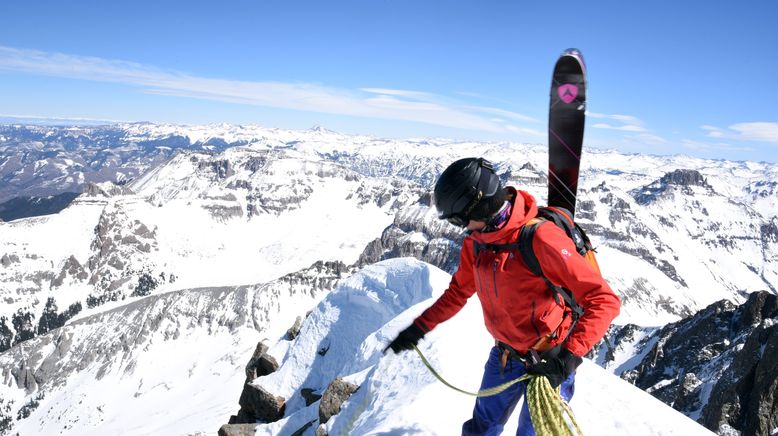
[{"x1": 472, "y1": 206, "x2": 601, "y2": 349}]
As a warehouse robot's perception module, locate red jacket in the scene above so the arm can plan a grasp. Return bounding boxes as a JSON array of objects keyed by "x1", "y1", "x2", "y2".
[{"x1": 415, "y1": 188, "x2": 620, "y2": 357}]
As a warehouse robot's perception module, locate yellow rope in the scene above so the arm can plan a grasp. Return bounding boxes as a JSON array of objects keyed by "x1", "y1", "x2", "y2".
[
  {"x1": 411, "y1": 344, "x2": 529, "y2": 396},
  {"x1": 411, "y1": 344, "x2": 584, "y2": 436}
]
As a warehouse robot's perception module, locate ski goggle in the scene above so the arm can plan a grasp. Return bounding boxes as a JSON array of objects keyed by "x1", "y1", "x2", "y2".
[
  {"x1": 441, "y1": 189, "x2": 483, "y2": 228},
  {"x1": 445, "y1": 214, "x2": 469, "y2": 228}
]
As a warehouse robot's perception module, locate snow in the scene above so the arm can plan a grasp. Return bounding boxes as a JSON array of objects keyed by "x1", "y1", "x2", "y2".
[
  {"x1": 254, "y1": 258, "x2": 713, "y2": 436},
  {"x1": 12, "y1": 325, "x2": 258, "y2": 436},
  {"x1": 129, "y1": 171, "x2": 394, "y2": 290},
  {"x1": 1, "y1": 284, "x2": 292, "y2": 436},
  {"x1": 0, "y1": 199, "x2": 106, "y2": 316}
]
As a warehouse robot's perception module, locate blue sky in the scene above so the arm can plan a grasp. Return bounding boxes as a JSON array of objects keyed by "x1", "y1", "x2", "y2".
[{"x1": 1, "y1": 1, "x2": 777, "y2": 163}]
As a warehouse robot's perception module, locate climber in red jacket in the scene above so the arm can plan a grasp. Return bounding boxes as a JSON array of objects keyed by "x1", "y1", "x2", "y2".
[{"x1": 386, "y1": 157, "x2": 620, "y2": 435}]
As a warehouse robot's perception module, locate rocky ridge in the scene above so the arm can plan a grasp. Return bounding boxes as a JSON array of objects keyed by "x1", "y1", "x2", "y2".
[{"x1": 592, "y1": 291, "x2": 778, "y2": 435}]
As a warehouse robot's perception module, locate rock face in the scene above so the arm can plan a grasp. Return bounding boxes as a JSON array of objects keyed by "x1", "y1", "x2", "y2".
[
  {"x1": 701, "y1": 293, "x2": 778, "y2": 435},
  {"x1": 229, "y1": 341, "x2": 283, "y2": 425},
  {"x1": 0, "y1": 254, "x2": 20, "y2": 268},
  {"x1": 218, "y1": 423, "x2": 257, "y2": 436},
  {"x1": 51, "y1": 255, "x2": 89, "y2": 288},
  {"x1": 633, "y1": 169, "x2": 714, "y2": 206},
  {"x1": 238, "y1": 383, "x2": 285, "y2": 423},
  {"x1": 244, "y1": 342, "x2": 279, "y2": 382},
  {"x1": 83, "y1": 182, "x2": 135, "y2": 198},
  {"x1": 661, "y1": 169, "x2": 710, "y2": 187},
  {"x1": 357, "y1": 197, "x2": 465, "y2": 274},
  {"x1": 198, "y1": 159, "x2": 235, "y2": 180},
  {"x1": 318, "y1": 378, "x2": 359, "y2": 425},
  {"x1": 615, "y1": 291, "x2": 778, "y2": 435},
  {"x1": 286, "y1": 316, "x2": 303, "y2": 340},
  {"x1": 85, "y1": 203, "x2": 161, "y2": 307},
  {"x1": 762, "y1": 218, "x2": 778, "y2": 244}
]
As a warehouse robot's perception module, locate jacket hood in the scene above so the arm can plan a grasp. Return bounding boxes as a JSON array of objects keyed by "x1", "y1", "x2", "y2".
[{"x1": 470, "y1": 187, "x2": 538, "y2": 244}]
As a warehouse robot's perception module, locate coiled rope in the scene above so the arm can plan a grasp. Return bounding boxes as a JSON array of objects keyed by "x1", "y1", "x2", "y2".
[{"x1": 412, "y1": 344, "x2": 583, "y2": 436}]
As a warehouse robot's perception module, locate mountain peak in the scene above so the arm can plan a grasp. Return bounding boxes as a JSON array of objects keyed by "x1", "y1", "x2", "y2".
[
  {"x1": 660, "y1": 169, "x2": 709, "y2": 187},
  {"x1": 308, "y1": 125, "x2": 336, "y2": 134}
]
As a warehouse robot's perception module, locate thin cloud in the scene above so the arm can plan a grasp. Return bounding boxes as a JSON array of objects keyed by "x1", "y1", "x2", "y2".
[
  {"x1": 730, "y1": 122, "x2": 778, "y2": 143},
  {"x1": 588, "y1": 111, "x2": 647, "y2": 132},
  {"x1": 0, "y1": 45, "x2": 533, "y2": 135},
  {"x1": 701, "y1": 122, "x2": 778, "y2": 143},
  {"x1": 360, "y1": 87, "x2": 540, "y2": 128},
  {"x1": 465, "y1": 106, "x2": 540, "y2": 123},
  {"x1": 682, "y1": 138, "x2": 755, "y2": 153},
  {"x1": 589, "y1": 111, "x2": 668, "y2": 145},
  {"x1": 0, "y1": 113, "x2": 125, "y2": 123},
  {"x1": 592, "y1": 123, "x2": 647, "y2": 132},
  {"x1": 587, "y1": 112, "x2": 642, "y2": 124},
  {"x1": 700, "y1": 125, "x2": 725, "y2": 138},
  {"x1": 455, "y1": 91, "x2": 486, "y2": 98},
  {"x1": 505, "y1": 125, "x2": 544, "y2": 137},
  {"x1": 360, "y1": 88, "x2": 435, "y2": 100},
  {"x1": 627, "y1": 133, "x2": 668, "y2": 145}
]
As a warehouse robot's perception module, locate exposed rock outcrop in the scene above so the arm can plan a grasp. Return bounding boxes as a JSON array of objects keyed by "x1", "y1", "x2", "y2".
[
  {"x1": 701, "y1": 293, "x2": 778, "y2": 435},
  {"x1": 229, "y1": 341, "x2": 283, "y2": 425},
  {"x1": 357, "y1": 198, "x2": 465, "y2": 274},
  {"x1": 218, "y1": 423, "x2": 258, "y2": 436},
  {"x1": 198, "y1": 159, "x2": 235, "y2": 180},
  {"x1": 83, "y1": 182, "x2": 135, "y2": 198},
  {"x1": 1, "y1": 254, "x2": 20, "y2": 268},
  {"x1": 318, "y1": 378, "x2": 359, "y2": 425},
  {"x1": 633, "y1": 169, "x2": 714, "y2": 205},
  {"x1": 51, "y1": 255, "x2": 88, "y2": 287},
  {"x1": 286, "y1": 316, "x2": 303, "y2": 340},
  {"x1": 238, "y1": 383, "x2": 285, "y2": 423},
  {"x1": 620, "y1": 291, "x2": 778, "y2": 435},
  {"x1": 244, "y1": 342, "x2": 279, "y2": 382}
]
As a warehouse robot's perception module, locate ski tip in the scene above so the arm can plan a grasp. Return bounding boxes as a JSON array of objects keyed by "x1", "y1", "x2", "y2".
[
  {"x1": 559, "y1": 48, "x2": 586, "y2": 70},
  {"x1": 561, "y1": 48, "x2": 584, "y2": 60}
]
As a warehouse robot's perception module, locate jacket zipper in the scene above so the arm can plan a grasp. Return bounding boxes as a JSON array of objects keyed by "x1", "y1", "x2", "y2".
[
  {"x1": 492, "y1": 259, "x2": 499, "y2": 298},
  {"x1": 530, "y1": 301, "x2": 542, "y2": 338},
  {"x1": 475, "y1": 254, "x2": 497, "y2": 325}
]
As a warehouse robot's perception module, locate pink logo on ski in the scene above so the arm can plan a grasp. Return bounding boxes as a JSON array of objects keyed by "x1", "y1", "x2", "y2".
[{"x1": 558, "y1": 84, "x2": 578, "y2": 104}]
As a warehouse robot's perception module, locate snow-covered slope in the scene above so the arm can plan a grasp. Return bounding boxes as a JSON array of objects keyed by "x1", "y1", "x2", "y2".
[
  {"x1": 248, "y1": 258, "x2": 714, "y2": 435},
  {"x1": 0, "y1": 260, "x2": 345, "y2": 435},
  {"x1": 0, "y1": 142, "x2": 419, "y2": 349}
]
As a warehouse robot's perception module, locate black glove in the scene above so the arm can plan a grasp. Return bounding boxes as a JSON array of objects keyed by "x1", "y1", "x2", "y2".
[
  {"x1": 525, "y1": 348, "x2": 583, "y2": 388},
  {"x1": 384, "y1": 323, "x2": 426, "y2": 354}
]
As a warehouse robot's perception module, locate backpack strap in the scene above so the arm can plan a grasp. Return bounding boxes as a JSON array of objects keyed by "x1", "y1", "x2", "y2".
[
  {"x1": 517, "y1": 218, "x2": 544, "y2": 277},
  {"x1": 518, "y1": 219, "x2": 585, "y2": 322},
  {"x1": 540, "y1": 207, "x2": 589, "y2": 255}
]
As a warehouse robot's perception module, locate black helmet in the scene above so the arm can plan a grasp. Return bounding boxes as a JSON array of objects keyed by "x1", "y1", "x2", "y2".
[{"x1": 433, "y1": 157, "x2": 502, "y2": 227}]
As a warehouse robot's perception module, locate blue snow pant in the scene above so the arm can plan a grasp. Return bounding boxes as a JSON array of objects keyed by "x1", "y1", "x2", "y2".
[{"x1": 461, "y1": 346, "x2": 576, "y2": 436}]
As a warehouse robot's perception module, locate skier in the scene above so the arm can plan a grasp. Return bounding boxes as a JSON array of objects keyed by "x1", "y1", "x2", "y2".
[{"x1": 386, "y1": 157, "x2": 621, "y2": 435}]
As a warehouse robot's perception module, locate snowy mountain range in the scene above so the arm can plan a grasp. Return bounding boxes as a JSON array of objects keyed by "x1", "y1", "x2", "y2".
[{"x1": 0, "y1": 122, "x2": 776, "y2": 435}]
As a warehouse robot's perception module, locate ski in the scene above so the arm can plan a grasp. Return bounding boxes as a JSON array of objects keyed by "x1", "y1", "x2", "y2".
[{"x1": 548, "y1": 48, "x2": 587, "y2": 219}]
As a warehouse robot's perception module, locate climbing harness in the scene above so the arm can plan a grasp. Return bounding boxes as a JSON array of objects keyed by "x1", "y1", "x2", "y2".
[{"x1": 412, "y1": 344, "x2": 584, "y2": 436}]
